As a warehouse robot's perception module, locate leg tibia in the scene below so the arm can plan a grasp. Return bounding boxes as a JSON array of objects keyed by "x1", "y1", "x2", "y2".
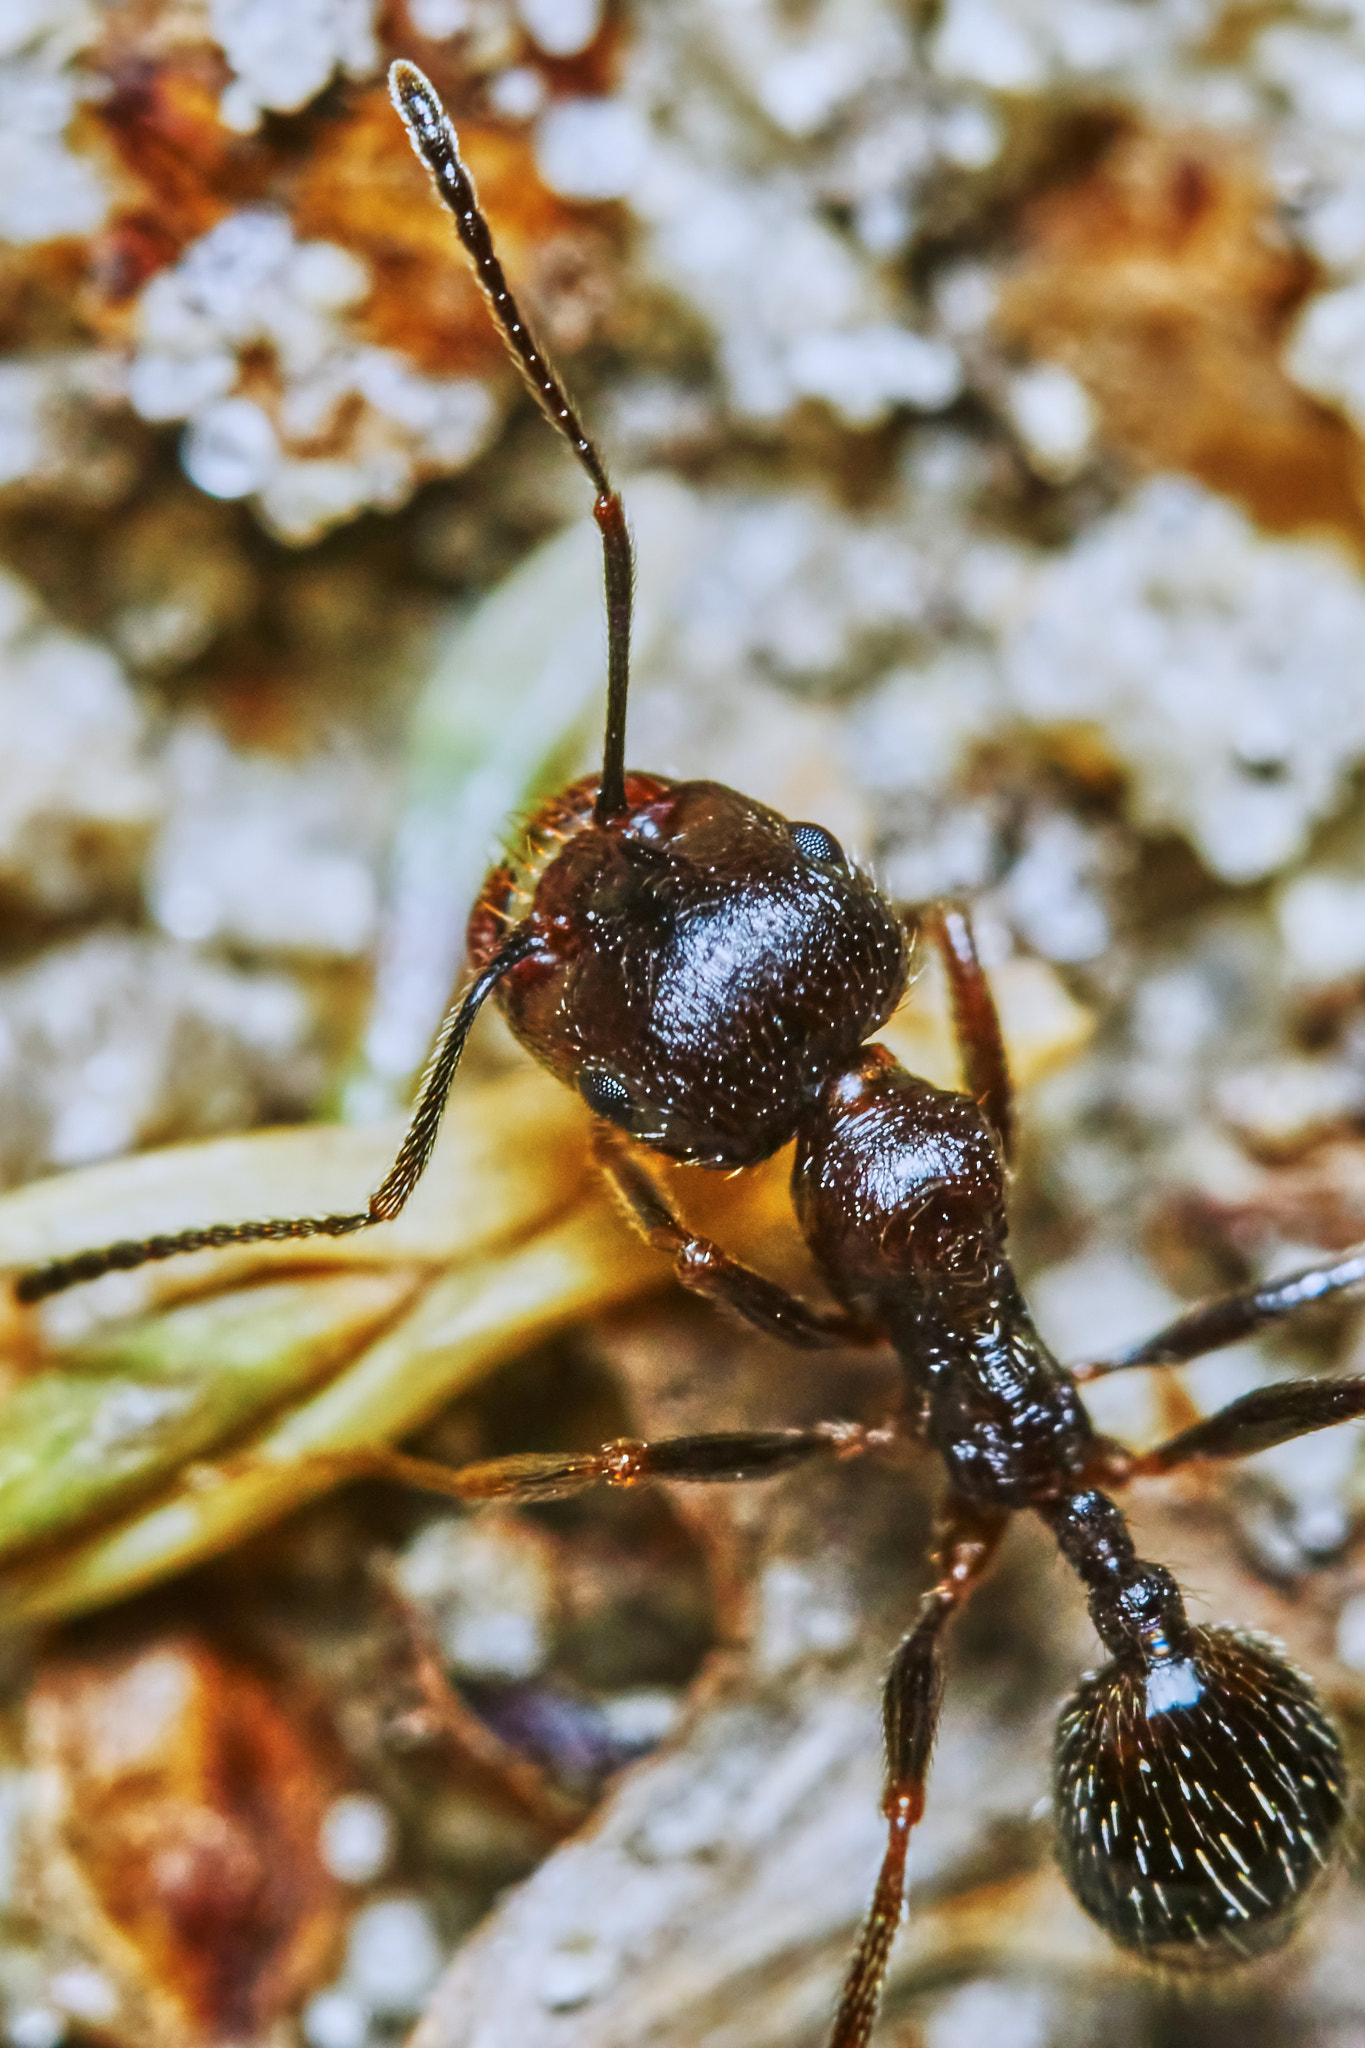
[
  {"x1": 593, "y1": 1125, "x2": 872, "y2": 1349},
  {"x1": 828, "y1": 1499, "x2": 1004, "y2": 2048}
]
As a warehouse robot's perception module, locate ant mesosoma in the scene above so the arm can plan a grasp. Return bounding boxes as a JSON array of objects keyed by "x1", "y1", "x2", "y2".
[{"x1": 16, "y1": 57, "x2": 1365, "y2": 2045}]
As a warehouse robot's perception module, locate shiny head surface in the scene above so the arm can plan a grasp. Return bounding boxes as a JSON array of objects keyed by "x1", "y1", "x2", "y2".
[{"x1": 469, "y1": 775, "x2": 909, "y2": 1167}]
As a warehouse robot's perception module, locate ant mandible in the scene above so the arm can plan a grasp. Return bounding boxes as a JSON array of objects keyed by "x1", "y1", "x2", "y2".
[{"x1": 16, "y1": 58, "x2": 1365, "y2": 2046}]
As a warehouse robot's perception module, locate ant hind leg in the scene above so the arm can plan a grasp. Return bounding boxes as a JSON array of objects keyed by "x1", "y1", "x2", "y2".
[
  {"x1": 830, "y1": 1497, "x2": 1005, "y2": 2048},
  {"x1": 1126, "y1": 1374, "x2": 1365, "y2": 1478}
]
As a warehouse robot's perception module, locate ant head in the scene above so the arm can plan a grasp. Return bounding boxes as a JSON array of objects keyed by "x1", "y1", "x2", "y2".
[
  {"x1": 394, "y1": 63, "x2": 902, "y2": 1161},
  {"x1": 1054, "y1": 1625, "x2": 1346, "y2": 1960},
  {"x1": 792, "y1": 1046, "x2": 1008, "y2": 1311},
  {"x1": 468, "y1": 775, "x2": 909, "y2": 1167}
]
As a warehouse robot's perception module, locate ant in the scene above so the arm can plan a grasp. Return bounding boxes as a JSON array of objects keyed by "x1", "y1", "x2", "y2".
[{"x1": 15, "y1": 57, "x2": 1365, "y2": 2048}]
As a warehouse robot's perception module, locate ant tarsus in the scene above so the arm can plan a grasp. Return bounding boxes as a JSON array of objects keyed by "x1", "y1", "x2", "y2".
[{"x1": 12, "y1": 57, "x2": 1365, "y2": 2048}]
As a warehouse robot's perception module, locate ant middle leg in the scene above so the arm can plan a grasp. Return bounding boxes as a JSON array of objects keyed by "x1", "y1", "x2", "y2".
[
  {"x1": 1075, "y1": 1248, "x2": 1365, "y2": 1480},
  {"x1": 830, "y1": 1495, "x2": 1006, "y2": 2048},
  {"x1": 1074, "y1": 1240, "x2": 1365, "y2": 1380},
  {"x1": 591, "y1": 1124, "x2": 878, "y2": 1349},
  {"x1": 257, "y1": 1419, "x2": 894, "y2": 1509}
]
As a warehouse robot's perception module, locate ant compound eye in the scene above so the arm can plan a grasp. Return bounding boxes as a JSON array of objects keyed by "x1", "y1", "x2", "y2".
[
  {"x1": 1053, "y1": 1626, "x2": 1345, "y2": 1962},
  {"x1": 578, "y1": 1066, "x2": 635, "y2": 1129},
  {"x1": 789, "y1": 821, "x2": 847, "y2": 869}
]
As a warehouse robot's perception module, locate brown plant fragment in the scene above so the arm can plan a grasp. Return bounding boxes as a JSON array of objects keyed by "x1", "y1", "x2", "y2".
[
  {"x1": 998, "y1": 124, "x2": 1365, "y2": 551},
  {"x1": 72, "y1": 3, "x2": 273, "y2": 325},
  {"x1": 87, "y1": 80, "x2": 270, "y2": 318},
  {"x1": 26, "y1": 1632, "x2": 346, "y2": 2046}
]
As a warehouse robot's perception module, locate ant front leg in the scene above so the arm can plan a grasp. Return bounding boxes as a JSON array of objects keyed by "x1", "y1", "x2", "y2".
[
  {"x1": 922, "y1": 900, "x2": 1014, "y2": 1164},
  {"x1": 592, "y1": 1124, "x2": 877, "y2": 1349},
  {"x1": 830, "y1": 1496, "x2": 1006, "y2": 2048}
]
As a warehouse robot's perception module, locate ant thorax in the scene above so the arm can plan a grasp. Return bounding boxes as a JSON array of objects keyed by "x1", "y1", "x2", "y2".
[
  {"x1": 793, "y1": 1044, "x2": 1098, "y2": 1508},
  {"x1": 469, "y1": 773, "x2": 909, "y2": 1167}
]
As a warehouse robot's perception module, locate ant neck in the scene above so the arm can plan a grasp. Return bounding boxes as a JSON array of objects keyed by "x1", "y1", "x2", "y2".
[{"x1": 1041, "y1": 1488, "x2": 1193, "y2": 1667}]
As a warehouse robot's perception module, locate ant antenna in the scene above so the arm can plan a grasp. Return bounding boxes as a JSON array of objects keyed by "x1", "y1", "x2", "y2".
[
  {"x1": 389, "y1": 59, "x2": 633, "y2": 825},
  {"x1": 15, "y1": 925, "x2": 534, "y2": 1302},
  {"x1": 16, "y1": 68, "x2": 634, "y2": 1306}
]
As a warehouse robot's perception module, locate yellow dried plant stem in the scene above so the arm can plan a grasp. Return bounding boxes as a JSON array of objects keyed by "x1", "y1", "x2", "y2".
[
  {"x1": 0, "y1": 1268, "x2": 421, "y2": 1560},
  {"x1": 0, "y1": 1194, "x2": 660, "y2": 1624},
  {"x1": 0, "y1": 1066, "x2": 594, "y2": 1333}
]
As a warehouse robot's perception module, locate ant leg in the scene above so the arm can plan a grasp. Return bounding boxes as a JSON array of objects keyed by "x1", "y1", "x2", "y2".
[
  {"x1": 1124, "y1": 1374, "x2": 1365, "y2": 1478},
  {"x1": 592, "y1": 1125, "x2": 875, "y2": 1349},
  {"x1": 248, "y1": 1421, "x2": 889, "y2": 1506},
  {"x1": 15, "y1": 928, "x2": 535, "y2": 1302},
  {"x1": 830, "y1": 1497, "x2": 1006, "y2": 2048},
  {"x1": 923, "y1": 901, "x2": 1014, "y2": 1164},
  {"x1": 1073, "y1": 1242, "x2": 1365, "y2": 1380}
]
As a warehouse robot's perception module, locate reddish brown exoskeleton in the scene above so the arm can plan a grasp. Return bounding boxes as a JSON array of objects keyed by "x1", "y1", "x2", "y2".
[{"x1": 17, "y1": 59, "x2": 1365, "y2": 2047}]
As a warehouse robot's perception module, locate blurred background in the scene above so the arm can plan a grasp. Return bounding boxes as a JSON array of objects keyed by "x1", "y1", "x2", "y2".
[{"x1": 5, "y1": 0, "x2": 1365, "y2": 2044}]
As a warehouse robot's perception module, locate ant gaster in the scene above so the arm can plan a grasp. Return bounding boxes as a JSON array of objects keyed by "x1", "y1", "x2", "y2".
[{"x1": 17, "y1": 59, "x2": 1365, "y2": 2046}]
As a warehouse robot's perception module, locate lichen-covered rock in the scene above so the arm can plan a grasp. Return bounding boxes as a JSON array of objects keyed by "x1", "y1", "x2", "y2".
[
  {"x1": 128, "y1": 207, "x2": 498, "y2": 541},
  {"x1": 0, "y1": 0, "x2": 619, "y2": 539},
  {"x1": 0, "y1": 931, "x2": 319, "y2": 1187},
  {"x1": 0, "y1": 573, "x2": 159, "y2": 914},
  {"x1": 1004, "y1": 478, "x2": 1365, "y2": 882},
  {"x1": 148, "y1": 717, "x2": 387, "y2": 957}
]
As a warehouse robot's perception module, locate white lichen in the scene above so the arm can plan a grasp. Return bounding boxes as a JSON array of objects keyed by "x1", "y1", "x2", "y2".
[
  {"x1": 0, "y1": 931, "x2": 318, "y2": 1187},
  {"x1": 128, "y1": 211, "x2": 498, "y2": 542},
  {"x1": 342, "y1": 1899, "x2": 443, "y2": 2019},
  {"x1": 0, "y1": 572, "x2": 159, "y2": 914},
  {"x1": 534, "y1": 96, "x2": 651, "y2": 201},
  {"x1": 930, "y1": 0, "x2": 1220, "y2": 93},
  {"x1": 0, "y1": 354, "x2": 134, "y2": 506},
  {"x1": 618, "y1": 5, "x2": 980, "y2": 424},
  {"x1": 0, "y1": 0, "x2": 108, "y2": 246},
  {"x1": 1276, "y1": 868, "x2": 1365, "y2": 986},
  {"x1": 396, "y1": 1515, "x2": 557, "y2": 1682},
  {"x1": 147, "y1": 718, "x2": 386, "y2": 959},
  {"x1": 516, "y1": 0, "x2": 601, "y2": 60},
  {"x1": 1003, "y1": 362, "x2": 1097, "y2": 481},
  {"x1": 320, "y1": 1795, "x2": 396, "y2": 1886},
  {"x1": 1003, "y1": 478, "x2": 1365, "y2": 882},
  {"x1": 209, "y1": 0, "x2": 382, "y2": 132},
  {"x1": 668, "y1": 491, "x2": 937, "y2": 694}
]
